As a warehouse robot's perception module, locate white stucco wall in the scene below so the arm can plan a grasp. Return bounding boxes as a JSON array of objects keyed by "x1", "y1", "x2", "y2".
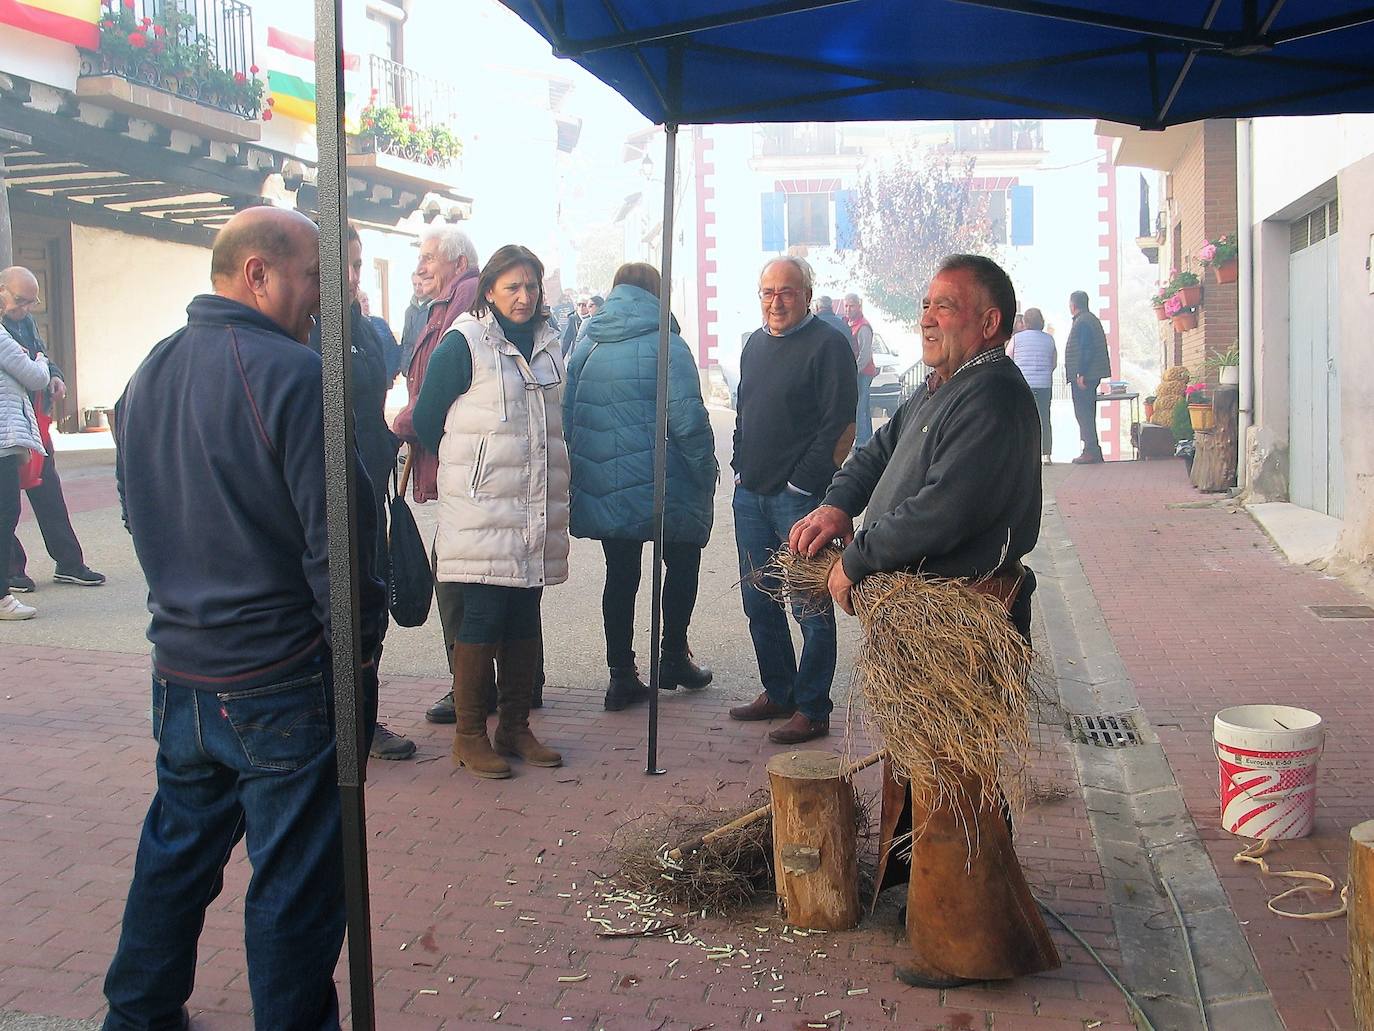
[
  {"x1": 1334, "y1": 154, "x2": 1374, "y2": 564},
  {"x1": 1252, "y1": 115, "x2": 1374, "y2": 221},
  {"x1": 69, "y1": 226, "x2": 210, "y2": 409}
]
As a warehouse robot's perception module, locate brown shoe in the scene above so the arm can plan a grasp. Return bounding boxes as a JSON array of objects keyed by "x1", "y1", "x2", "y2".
[
  {"x1": 1071, "y1": 452, "x2": 1103, "y2": 465},
  {"x1": 450, "y1": 642, "x2": 511, "y2": 780},
  {"x1": 728, "y1": 692, "x2": 795, "y2": 722},
  {"x1": 767, "y1": 712, "x2": 830, "y2": 744},
  {"x1": 492, "y1": 638, "x2": 562, "y2": 768}
]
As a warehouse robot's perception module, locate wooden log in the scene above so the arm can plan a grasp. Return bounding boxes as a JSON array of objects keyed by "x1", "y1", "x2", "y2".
[
  {"x1": 1191, "y1": 385, "x2": 1239, "y2": 492},
  {"x1": 766, "y1": 750, "x2": 860, "y2": 931},
  {"x1": 1352, "y1": 820, "x2": 1374, "y2": 1029}
]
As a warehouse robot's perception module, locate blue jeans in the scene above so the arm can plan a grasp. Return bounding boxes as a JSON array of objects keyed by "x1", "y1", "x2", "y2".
[
  {"x1": 856, "y1": 373, "x2": 875, "y2": 447},
  {"x1": 733, "y1": 486, "x2": 837, "y2": 720},
  {"x1": 103, "y1": 658, "x2": 356, "y2": 1030}
]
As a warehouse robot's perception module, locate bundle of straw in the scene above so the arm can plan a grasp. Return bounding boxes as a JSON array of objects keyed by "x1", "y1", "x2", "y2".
[{"x1": 766, "y1": 548, "x2": 1037, "y2": 815}]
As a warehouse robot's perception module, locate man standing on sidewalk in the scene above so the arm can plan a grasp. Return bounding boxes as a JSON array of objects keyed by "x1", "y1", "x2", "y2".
[
  {"x1": 1064, "y1": 289, "x2": 1111, "y2": 464},
  {"x1": 0, "y1": 266, "x2": 105, "y2": 593},
  {"x1": 790, "y1": 253, "x2": 1059, "y2": 989},
  {"x1": 844, "y1": 293, "x2": 877, "y2": 447},
  {"x1": 102, "y1": 207, "x2": 385, "y2": 1029},
  {"x1": 728, "y1": 255, "x2": 856, "y2": 745}
]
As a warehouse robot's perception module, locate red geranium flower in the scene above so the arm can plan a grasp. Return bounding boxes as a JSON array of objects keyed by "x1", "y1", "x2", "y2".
[
  {"x1": 262, "y1": 109, "x2": 273, "y2": 120},
  {"x1": 141, "y1": 15, "x2": 151, "y2": 24},
  {"x1": 121, "y1": 0, "x2": 134, "y2": 8},
  {"x1": 101, "y1": 19, "x2": 113, "y2": 28},
  {"x1": 249, "y1": 64, "x2": 259, "y2": 74},
  {"x1": 234, "y1": 71, "x2": 246, "y2": 83},
  {"x1": 128, "y1": 31, "x2": 147, "y2": 47},
  {"x1": 152, "y1": 23, "x2": 164, "y2": 36},
  {"x1": 266, "y1": 96, "x2": 275, "y2": 106}
]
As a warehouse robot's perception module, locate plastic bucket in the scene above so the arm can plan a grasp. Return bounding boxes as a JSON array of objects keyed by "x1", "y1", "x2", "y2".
[{"x1": 1214, "y1": 705, "x2": 1323, "y2": 839}]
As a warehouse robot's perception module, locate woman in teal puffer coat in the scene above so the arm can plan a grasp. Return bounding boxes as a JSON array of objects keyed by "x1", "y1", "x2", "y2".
[{"x1": 564, "y1": 263, "x2": 718, "y2": 711}]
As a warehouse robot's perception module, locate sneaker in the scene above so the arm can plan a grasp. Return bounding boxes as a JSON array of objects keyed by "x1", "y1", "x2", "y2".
[
  {"x1": 0, "y1": 594, "x2": 36, "y2": 620},
  {"x1": 8, "y1": 574, "x2": 35, "y2": 594},
  {"x1": 425, "y1": 690, "x2": 456, "y2": 724},
  {"x1": 54, "y1": 565, "x2": 106, "y2": 587},
  {"x1": 369, "y1": 723, "x2": 416, "y2": 760}
]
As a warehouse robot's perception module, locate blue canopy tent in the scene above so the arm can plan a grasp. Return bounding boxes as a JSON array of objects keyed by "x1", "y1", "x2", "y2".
[{"x1": 311, "y1": 2, "x2": 1374, "y2": 1023}]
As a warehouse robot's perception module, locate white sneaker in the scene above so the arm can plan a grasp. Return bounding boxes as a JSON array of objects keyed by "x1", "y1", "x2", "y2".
[{"x1": 0, "y1": 594, "x2": 36, "y2": 620}]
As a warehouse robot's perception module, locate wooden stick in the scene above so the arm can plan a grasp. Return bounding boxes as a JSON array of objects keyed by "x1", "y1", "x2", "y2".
[
  {"x1": 666, "y1": 750, "x2": 884, "y2": 861},
  {"x1": 397, "y1": 448, "x2": 415, "y2": 498}
]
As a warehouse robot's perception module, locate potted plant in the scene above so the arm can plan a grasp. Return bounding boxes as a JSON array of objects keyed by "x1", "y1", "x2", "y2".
[
  {"x1": 1205, "y1": 343, "x2": 1241, "y2": 386},
  {"x1": 1199, "y1": 235, "x2": 1240, "y2": 284},
  {"x1": 1185, "y1": 382, "x2": 1213, "y2": 431},
  {"x1": 1168, "y1": 267, "x2": 1202, "y2": 308},
  {"x1": 1150, "y1": 288, "x2": 1171, "y2": 321},
  {"x1": 1164, "y1": 294, "x2": 1199, "y2": 332}
]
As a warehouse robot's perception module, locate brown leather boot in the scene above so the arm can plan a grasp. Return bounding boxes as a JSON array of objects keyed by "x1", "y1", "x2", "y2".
[
  {"x1": 493, "y1": 637, "x2": 562, "y2": 767},
  {"x1": 449, "y1": 642, "x2": 510, "y2": 779}
]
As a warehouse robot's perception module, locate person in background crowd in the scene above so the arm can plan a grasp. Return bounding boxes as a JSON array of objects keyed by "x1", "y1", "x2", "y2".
[
  {"x1": 412, "y1": 244, "x2": 568, "y2": 780},
  {"x1": 399, "y1": 270, "x2": 431, "y2": 375},
  {"x1": 728, "y1": 255, "x2": 856, "y2": 746},
  {"x1": 790, "y1": 253, "x2": 1057, "y2": 991},
  {"x1": 1064, "y1": 289, "x2": 1112, "y2": 465},
  {"x1": 573, "y1": 294, "x2": 603, "y2": 348},
  {"x1": 102, "y1": 206, "x2": 386, "y2": 1029},
  {"x1": 1, "y1": 266, "x2": 106, "y2": 594},
  {"x1": 812, "y1": 295, "x2": 854, "y2": 352},
  {"x1": 1008, "y1": 306, "x2": 1056, "y2": 464},
  {"x1": 564, "y1": 262, "x2": 717, "y2": 711},
  {"x1": 0, "y1": 319, "x2": 52, "y2": 620},
  {"x1": 844, "y1": 293, "x2": 876, "y2": 447},
  {"x1": 358, "y1": 288, "x2": 402, "y2": 384},
  {"x1": 309, "y1": 227, "x2": 413, "y2": 760},
  {"x1": 560, "y1": 294, "x2": 587, "y2": 357}
]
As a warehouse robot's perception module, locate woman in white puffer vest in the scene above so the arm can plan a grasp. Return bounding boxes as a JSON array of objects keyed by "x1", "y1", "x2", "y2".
[
  {"x1": 412, "y1": 244, "x2": 570, "y2": 779},
  {"x1": 0, "y1": 323, "x2": 52, "y2": 620}
]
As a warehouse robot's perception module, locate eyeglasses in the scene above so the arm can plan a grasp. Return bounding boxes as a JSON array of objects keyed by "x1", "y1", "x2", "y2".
[
  {"x1": 4, "y1": 292, "x2": 39, "y2": 308},
  {"x1": 758, "y1": 288, "x2": 801, "y2": 303}
]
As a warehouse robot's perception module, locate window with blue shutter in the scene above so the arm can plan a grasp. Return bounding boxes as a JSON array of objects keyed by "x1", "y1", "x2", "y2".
[
  {"x1": 834, "y1": 189, "x2": 856, "y2": 249},
  {"x1": 1010, "y1": 184, "x2": 1034, "y2": 246},
  {"x1": 761, "y1": 192, "x2": 785, "y2": 251}
]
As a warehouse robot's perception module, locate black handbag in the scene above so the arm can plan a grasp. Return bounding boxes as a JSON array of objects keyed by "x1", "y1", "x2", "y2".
[{"x1": 387, "y1": 451, "x2": 433, "y2": 628}]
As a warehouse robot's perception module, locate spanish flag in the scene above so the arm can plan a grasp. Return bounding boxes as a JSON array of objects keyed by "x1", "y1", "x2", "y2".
[{"x1": 0, "y1": 0, "x2": 100, "y2": 49}]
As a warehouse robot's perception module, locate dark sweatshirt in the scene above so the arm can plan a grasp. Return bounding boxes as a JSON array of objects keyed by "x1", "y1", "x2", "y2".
[
  {"x1": 115, "y1": 294, "x2": 385, "y2": 688},
  {"x1": 823, "y1": 352, "x2": 1041, "y2": 584},
  {"x1": 731, "y1": 317, "x2": 858, "y2": 496}
]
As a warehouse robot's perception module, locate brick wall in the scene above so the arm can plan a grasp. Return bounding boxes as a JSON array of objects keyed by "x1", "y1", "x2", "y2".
[{"x1": 1163, "y1": 119, "x2": 1239, "y2": 383}]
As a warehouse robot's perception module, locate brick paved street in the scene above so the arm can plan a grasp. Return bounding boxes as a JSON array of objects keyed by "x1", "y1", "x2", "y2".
[{"x1": 0, "y1": 447, "x2": 1366, "y2": 1029}]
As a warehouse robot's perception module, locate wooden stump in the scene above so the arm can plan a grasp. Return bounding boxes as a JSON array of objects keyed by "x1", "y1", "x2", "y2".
[
  {"x1": 766, "y1": 750, "x2": 860, "y2": 931},
  {"x1": 1191, "y1": 385, "x2": 1239, "y2": 492},
  {"x1": 1351, "y1": 820, "x2": 1374, "y2": 1029}
]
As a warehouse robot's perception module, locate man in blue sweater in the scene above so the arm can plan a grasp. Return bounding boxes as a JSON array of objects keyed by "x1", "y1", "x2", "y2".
[{"x1": 102, "y1": 206, "x2": 385, "y2": 1030}]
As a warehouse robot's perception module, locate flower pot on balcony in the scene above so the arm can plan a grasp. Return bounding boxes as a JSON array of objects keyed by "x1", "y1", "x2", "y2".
[
  {"x1": 1174, "y1": 285, "x2": 1202, "y2": 307},
  {"x1": 1188, "y1": 404, "x2": 1214, "y2": 432},
  {"x1": 1172, "y1": 311, "x2": 1199, "y2": 332},
  {"x1": 1219, "y1": 365, "x2": 1240, "y2": 386},
  {"x1": 1213, "y1": 261, "x2": 1238, "y2": 285},
  {"x1": 1154, "y1": 305, "x2": 1169, "y2": 321}
]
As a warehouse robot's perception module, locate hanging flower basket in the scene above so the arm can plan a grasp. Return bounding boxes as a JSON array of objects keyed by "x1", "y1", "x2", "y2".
[
  {"x1": 1171, "y1": 310, "x2": 1199, "y2": 332},
  {"x1": 1174, "y1": 285, "x2": 1202, "y2": 307},
  {"x1": 1154, "y1": 304, "x2": 1169, "y2": 321},
  {"x1": 1214, "y1": 261, "x2": 1238, "y2": 284},
  {"x1": 1188, "y1": 404, "x2": 1214, "y2": 431}
]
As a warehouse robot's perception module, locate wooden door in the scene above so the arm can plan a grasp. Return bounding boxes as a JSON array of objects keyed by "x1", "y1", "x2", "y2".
[{"x1": 11, "y1": 214, "x2": 77, "y2": 432}]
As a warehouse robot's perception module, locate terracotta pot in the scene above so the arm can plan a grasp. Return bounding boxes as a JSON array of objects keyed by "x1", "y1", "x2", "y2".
[
  {"x1": 1174, "y1": 285, "x2": 1202, "y2": 307},
  {"x1": 1214, "y1": 261, "x2": 1238, "y2": 285},
  {"x1": 1188, "y1": 404, "x2": 1214, "y2": 432},
  {"x1": 1171, "y1": 311, "x2": 1199, "y2": 332},
  {"x1": 1154, "y1": 305, "x2": 1169, "y2": 321}
]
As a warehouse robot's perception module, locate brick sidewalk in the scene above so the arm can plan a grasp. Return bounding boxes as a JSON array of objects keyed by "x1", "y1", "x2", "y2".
[
  {"x1": 0, "y1": 642, "x2": 1136, "y2": 1029},
  {"x1": 1058, "y1": 460, "x2": 1369, "y2": 1031}
]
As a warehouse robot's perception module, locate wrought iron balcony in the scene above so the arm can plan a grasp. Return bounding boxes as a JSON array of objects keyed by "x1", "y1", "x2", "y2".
[
  {"x1": 952, "y1": 119, "x2": 1044, "y2": 153},
  {"x1": 79, "y1": 0, "x2": 259, "y2": 120},
  {"x1": 754, "y1": 123, "x2": 859, "y2": 158},
  {"x1": 355, "y1": 55, "x2": 461, "y2": 168}
]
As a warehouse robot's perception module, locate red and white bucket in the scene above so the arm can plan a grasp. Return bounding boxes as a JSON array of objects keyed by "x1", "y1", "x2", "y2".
[{"x1": 1214, "y1": 705, "x2": 1323, "y2": 840}]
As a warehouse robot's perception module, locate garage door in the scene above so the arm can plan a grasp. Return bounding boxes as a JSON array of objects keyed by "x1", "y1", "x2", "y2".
[{"x1": 1287, "y1": 199, "x2": 1342, "y2": 518}]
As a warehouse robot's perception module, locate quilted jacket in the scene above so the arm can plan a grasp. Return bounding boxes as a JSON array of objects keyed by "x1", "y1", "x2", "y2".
[{"x1": 0, "y1": 325, "x2": 50, "y2": 454}]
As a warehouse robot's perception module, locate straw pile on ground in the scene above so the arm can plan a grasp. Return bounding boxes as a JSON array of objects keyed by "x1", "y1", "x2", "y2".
[
  {"x1": 766, "y1": 548, "x2": 1038, "y2": 816},
  {"x1": 1151, "y1": 365, "x2": 1190, "y2": 427}
]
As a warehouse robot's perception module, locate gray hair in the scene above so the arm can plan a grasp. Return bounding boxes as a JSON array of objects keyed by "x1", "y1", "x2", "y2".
[
  {"x1": 759, "y1": 254, "x2": 814, "y2": 292},
  {"x1": 844, "y1": 292, "x2": 862, "y2": 307},
  {"x1": 420, "y1": 224, "x2": 478, "y2": 268}
]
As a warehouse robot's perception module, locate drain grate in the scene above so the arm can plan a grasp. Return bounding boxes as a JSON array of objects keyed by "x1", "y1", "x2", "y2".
[
  {"x1": 1309, "y1": 604, "x2": 1374, "y2": 620},
  {"x1": 1070, "y1": 712, "x2": 1143, "y2": 748}
]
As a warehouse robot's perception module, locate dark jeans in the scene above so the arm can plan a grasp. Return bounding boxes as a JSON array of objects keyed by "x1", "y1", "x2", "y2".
[
  {"x1": 855, "y1": 373, "x2": 875, "y2": 447},
  {"x1": 103, "y1": 658, "x2": 366, "y2": 1030},
  {"x1": 733, "y1": 485, "x2": 837, "y2": 721},
  {"x1": 10, "y1": 449, "x2": 84, "y2": 576},
  {"x1": 1071, "y1": 378, "x2": 1102, "y2": 458},
  {"x1": 1030, "y1": 386, "x2": 1052, "y2": 457},
  {"x1": 453, "y1": 583, "x2": 543, "y2": 645},
  {"x1": 0, "y1": 454, "x2": 19, "y2": 591},
  {"x1": 600, "y1": 538, "x2": 703, "y2": 669}
]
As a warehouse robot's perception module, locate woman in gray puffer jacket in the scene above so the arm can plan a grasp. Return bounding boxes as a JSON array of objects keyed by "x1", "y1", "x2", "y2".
[
  {"x1": 0, "y1": 324, "x2": 52, "y2": 620},
  {"x1": 564, "y1": 262, "x2": 718, "y2": 711}
]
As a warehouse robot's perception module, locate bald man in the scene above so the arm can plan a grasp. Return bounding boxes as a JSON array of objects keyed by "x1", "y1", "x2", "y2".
[
  {"x1": 102, "y1": 207, "x2": 384, "y2": 1030},
  {"x1": 0, "y1": 266, "x2": 104, "y2": 593}
]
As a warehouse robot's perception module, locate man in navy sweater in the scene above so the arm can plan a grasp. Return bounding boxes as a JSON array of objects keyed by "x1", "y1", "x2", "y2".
[
  {"x1": 102, "y1": 206, "x2": 384, "y2": 1030},
  {"x1": 728, "y1": 256, "x2": 857, "y2": 745}
]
